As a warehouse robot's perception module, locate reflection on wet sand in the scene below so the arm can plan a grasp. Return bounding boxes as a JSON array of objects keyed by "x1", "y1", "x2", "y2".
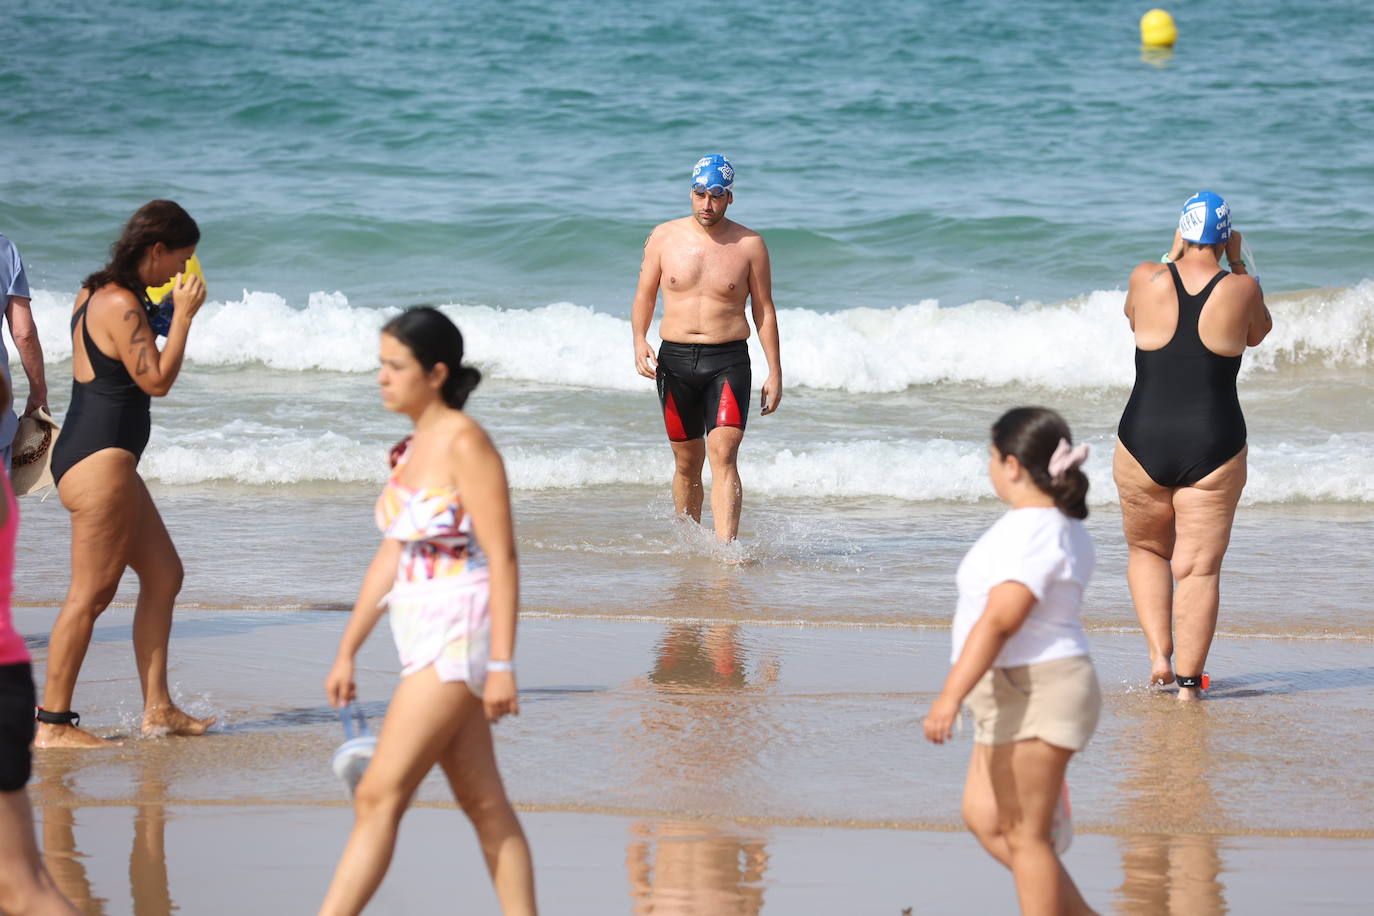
[
  {"x1": 631, "y1": 571, "x2": 779, "y2": 788},
  {"x1": 37, "y1": 771, "x2": 106, "y2": 916},
  {"x1": 1114, "y1": 698, "x2": 1227, "y2": 915},
  {"x1": 649, "y1": 622, "x2": 780, "y2": 693},
  {"x1": 626, "y1": 570, "x2": 779, "y2": 911},
  {"x1": 33, "y1": 748, "x2": 178, "y2": 915},
  {"x1": 130, "y1": 802, "x2": 173, "y2": 916},
  {"x1": 627, "y1": 820, "x2": 768, "y2": 915},
  {"x1": 647, "y1": 569, "x2": 780, "y2": 689}
]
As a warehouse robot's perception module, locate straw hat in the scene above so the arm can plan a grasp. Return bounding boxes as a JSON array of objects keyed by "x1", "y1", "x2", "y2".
[{"x1": 11, "y1": 407, "x2": 59, "y2": 496}]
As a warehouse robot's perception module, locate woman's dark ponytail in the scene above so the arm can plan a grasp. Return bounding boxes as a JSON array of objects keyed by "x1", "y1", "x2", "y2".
[
  {"x1": 990, "y1": 407, "x2": 1090, "y2": 519},
  {"x1": 444, "y1": 366, "x2": 483, "y2": 410},
  {"x1": 381, "y1": 307, "x2": 482, "y2": 409},
  {"x1": 84, "y1": 200, "x2": 200, "y2": 294}
]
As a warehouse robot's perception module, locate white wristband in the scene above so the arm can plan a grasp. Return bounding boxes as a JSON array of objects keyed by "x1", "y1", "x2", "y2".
[{"x1": 487, "y1": 659, "x2": 514, "y2": 673}]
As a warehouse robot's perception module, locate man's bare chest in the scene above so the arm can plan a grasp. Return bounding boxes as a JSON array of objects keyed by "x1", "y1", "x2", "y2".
[{"x1": 661, "y1": 245, "x2": 749, "y2": 297}]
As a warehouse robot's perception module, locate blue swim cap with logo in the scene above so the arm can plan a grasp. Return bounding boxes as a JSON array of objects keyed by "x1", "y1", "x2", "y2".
[
  {"x1": 1178, "y1": 191, "x2": 1231, "y2": 245},
  {"x1": 691, "y1": 154, "x2": 734, "y2": 195}
]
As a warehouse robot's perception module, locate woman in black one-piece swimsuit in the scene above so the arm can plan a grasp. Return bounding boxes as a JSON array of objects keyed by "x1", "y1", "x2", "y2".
[
  {"x1": 34, "y1": 201, "x2": 216, "y2": 748},
  {"x1": 1113, "y1": 193, "x2": 1272, "y2": 701}
]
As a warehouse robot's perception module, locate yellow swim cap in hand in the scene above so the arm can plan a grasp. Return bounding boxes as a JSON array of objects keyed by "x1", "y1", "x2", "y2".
[{"x1": 146, "y1": 254, "x2": 204, "y2": 305}]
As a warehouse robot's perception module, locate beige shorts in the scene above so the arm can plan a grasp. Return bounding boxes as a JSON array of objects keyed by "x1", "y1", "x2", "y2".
[{"x1": 965, "y1": 655, "x2": 1101, "y2": 751}]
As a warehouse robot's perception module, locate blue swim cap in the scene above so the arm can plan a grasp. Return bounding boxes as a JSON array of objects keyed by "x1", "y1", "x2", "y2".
[
  {"x1": 1178, "y1": 191, "x2": 1231, "y2": 245},
  {"x1": 691, "y1": 154, "x2": 734, "y2": 195}
]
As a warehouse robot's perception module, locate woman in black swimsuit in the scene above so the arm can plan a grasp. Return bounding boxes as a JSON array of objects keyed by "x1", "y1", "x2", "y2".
[
  {"x1": 35, "y1": 201, "x2": 215, "y2": 748},
  {"x1": 1113, "y1": 192, "x2": 1272, "y2": 701}
]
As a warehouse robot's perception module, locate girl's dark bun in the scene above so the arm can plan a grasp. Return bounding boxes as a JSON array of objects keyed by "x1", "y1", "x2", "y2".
[{"x1": 990, "y1": 406, "x2": 1089, "y2": 519}]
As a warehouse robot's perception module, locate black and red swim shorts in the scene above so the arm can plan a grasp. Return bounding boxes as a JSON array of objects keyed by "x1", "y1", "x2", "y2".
[{"x1": 655, "y1": 340, "x2": 751, "y2": 442}]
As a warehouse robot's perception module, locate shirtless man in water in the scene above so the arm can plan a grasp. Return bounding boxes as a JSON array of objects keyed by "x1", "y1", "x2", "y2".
[{"x1": 632, "y1": 154, "x2": 782, "y2": 542}]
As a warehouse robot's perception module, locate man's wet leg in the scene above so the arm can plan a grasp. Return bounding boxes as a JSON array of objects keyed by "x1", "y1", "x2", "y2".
[
  {"x1": 669, "y1": 439, "x2": 706, "y2": 523},
  {"x1": 706, "y1": 427, "x2": 744, "y2": 541}
]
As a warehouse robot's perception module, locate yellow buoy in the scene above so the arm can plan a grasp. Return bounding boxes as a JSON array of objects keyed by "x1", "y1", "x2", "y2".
[
  {"x1": 1140, "y1": 9, "x2": 1178, "y2": 48},
  {"x1": 145, "y1": 254, "x2": 204, "y2": 305}
]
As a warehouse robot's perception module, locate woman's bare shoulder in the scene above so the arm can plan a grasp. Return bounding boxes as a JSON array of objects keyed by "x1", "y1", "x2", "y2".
[
  {"x1": 1196, "y1": 273, "x2": 1261, "y2": 316},
  {"x1": 446, "y1": 413, "x2": 497, "y2": 456},
  {"x1": 1217, "y1": 272, "x2": 1262, "y2": 296},
  {"x1": 85, "y1": 284, "x2": 141, "y2": 319},
  {"x1": 1129, "y1": 261, "x2": 1170, "y2": 286}
]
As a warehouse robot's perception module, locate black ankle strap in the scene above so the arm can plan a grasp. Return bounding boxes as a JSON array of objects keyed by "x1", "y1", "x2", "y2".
[
  {"x1": 1176, "y1": 675, "x2": 1204, "y2": 689},
  {"x1": 35, "y1": 707, "x2": 81, "y2": 726}
]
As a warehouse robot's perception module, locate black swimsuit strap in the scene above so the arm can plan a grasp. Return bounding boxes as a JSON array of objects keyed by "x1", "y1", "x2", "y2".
[
  {"x1": 71, "y1": 293, "x2": 128, "y2": 378},
  {"x1": 1165, "y1": 263, "x2": 1230, "y2": 351},
  {"x1": 1166, "y1": 262, "x2": 1228, "y2": 303},
  {"x1": 1196, "y1": 270, "x2": 1229, "y2": 302}
]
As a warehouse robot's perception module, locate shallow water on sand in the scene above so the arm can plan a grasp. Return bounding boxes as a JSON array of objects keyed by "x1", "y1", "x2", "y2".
[
  {"x1": 15, "y1": 487, "x2": 1374, "y2": 640},
  {"x1": 20, "y1": 607, "x2": 1374, "y2": 833},
  {"x1": 19, "y1": 604, "x2": 1374, "y2": 913},
  {"x1": 29, "y1": 805, "x2": 1374, "y2": 915}
]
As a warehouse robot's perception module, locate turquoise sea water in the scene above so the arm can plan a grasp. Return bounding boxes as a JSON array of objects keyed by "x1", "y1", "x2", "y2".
[
  {"x1": 3, "y1": 1, "x2": 1371, "y2": 613},
  {"x1": 5, "y1": 0, "x2": 1373, "y2": 310}
]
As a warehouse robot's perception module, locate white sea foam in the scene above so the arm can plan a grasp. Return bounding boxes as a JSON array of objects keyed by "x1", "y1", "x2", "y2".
[
  {"x1": 1246, "y1": 283, "x2": 1374, "y2": 373},
  {"x1": 26, "y1": 282, "x2": 1374, "y2": 504},
  {"x1": 1241, "y1": 434, "x2": 1374, "y2": 504},
  {"x1": 25, "y1": 289, "x2": 394, "y2": 373},
  {"x1": 137, "y1": 430, "x2": 1374, "y2": 504},
  {"x1": 143, "y1": 430, "x2": 381, "y2": 486},
  {"x1": 23, "y1": 281, "x2": 1374, "y2": 393}
]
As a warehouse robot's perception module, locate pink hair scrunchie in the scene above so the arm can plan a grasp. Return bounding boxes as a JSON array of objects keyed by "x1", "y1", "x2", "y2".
[{"x1": 1048, "y1": 438, "x2": 1090, "y2": 480}]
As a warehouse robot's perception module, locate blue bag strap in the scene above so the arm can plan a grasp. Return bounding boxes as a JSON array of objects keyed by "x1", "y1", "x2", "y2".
[{"x1": 338, "y1": 703, "x2": 370, "y2": 739}]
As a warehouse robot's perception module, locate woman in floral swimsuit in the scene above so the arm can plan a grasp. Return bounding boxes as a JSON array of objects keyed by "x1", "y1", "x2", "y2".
[{"x1": 320, "y1": 307, "x2": 537, "y2": 916}]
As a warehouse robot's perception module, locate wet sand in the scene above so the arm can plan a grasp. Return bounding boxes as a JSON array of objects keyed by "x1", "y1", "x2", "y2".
[
  {"x1": 17, "y1": 605, "x2": 1374, "y2": 913},
  {"x1": 29, "y1": 804, "x2": 1374, "y2": 915}
]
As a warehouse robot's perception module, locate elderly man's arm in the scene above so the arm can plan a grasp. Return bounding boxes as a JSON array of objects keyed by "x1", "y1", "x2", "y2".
[{"x1": 5, "y1": 296, "x2": 46, "y2": 415}]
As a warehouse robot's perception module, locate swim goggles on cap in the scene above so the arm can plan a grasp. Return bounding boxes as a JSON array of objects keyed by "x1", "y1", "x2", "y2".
[{"x1": 691, "y1": 183, "x2": 729, "y2": 198}]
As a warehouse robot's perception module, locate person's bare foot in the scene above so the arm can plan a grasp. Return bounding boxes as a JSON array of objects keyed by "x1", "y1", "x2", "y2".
[
  {"x1": 1149, "y1": 653, "x2": 1175, "y2": 686},
  {"x1": 142, "y1": 705, "x2": 216, "y2": 738},
  {"x1": 34, "y1": 722, "x2": 123, "y2": 748},
  {"x1": 1176, "y1": 686, "x2": 1203, "y2": 702}
]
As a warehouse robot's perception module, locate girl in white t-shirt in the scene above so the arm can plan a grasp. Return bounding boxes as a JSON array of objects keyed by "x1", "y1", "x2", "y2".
[{"x1": 923, "y1": 407, "x2": 1101, "y2": 915}]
